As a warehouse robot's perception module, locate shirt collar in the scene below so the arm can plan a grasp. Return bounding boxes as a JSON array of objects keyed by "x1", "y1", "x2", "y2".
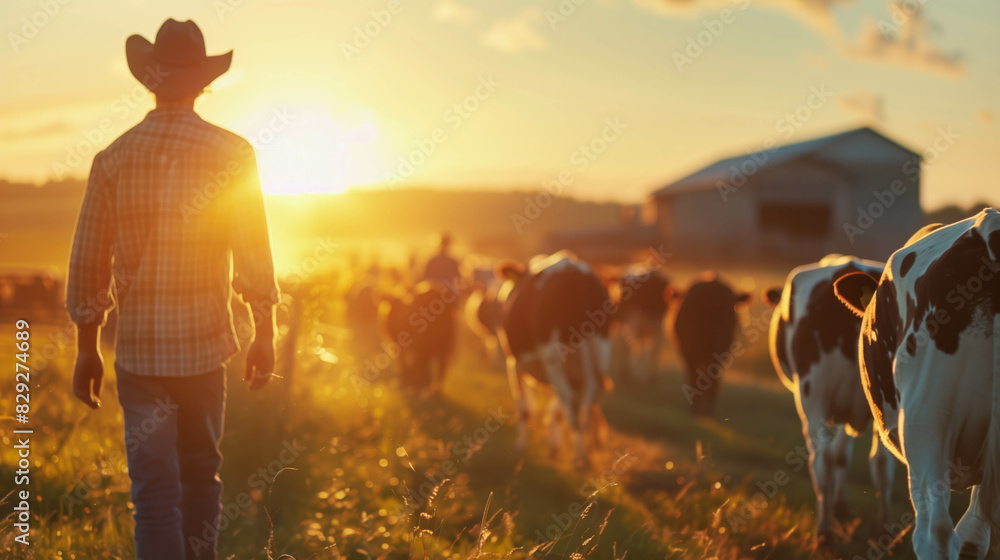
[{"x1": 147, "y1": 106, "x2": 199, "y2": 119}]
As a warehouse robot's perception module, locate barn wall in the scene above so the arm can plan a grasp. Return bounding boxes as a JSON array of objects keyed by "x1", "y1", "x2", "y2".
[
  {"x1": 751, "y1": 161, "x2": 850, "y2": 261},
  {"x1": 652, "y1": 130, "x2": 925, "y2": 263},
  {"x1": 822, "y1": 130, "x2": 924, "y2": 260},
  {"x1": 664, "y1": 188, "x2": 756, "y2": 258},
  {"x1": 834, "y1": 160, "x2": 923, "y2": 260}
]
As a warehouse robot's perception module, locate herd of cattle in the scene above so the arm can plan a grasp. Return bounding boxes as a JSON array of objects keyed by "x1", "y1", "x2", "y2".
[
  {"x1": 7, "y1": 208, "x2": 997, "y2": 558},
  {"x1": 340, "y1": 208, "x2": 1000, "y2": 559}
]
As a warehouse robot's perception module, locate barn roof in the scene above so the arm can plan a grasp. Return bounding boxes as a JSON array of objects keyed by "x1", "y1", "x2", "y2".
[{"x1": 652, "y1": 127, "x2": 919, "y2": 197}]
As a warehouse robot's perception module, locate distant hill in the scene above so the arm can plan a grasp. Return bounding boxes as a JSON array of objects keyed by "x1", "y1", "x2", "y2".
[{"x1": 0, "y1": 179, "x2": 626, "y2": 272}]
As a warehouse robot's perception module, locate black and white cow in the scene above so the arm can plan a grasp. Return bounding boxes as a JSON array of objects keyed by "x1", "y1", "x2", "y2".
[
  {"x1": 496, "y1": 251, "x2": 613, "y2": 467},
  {"x1": 765, "y1": 254, "x2": 896, "y2": 543},
  {"x1": 612, "y1": 267, "x2": 671, "y2": 384},
  {"x1": 669, "y1": 273, "x2": 750, "y2": 417},
  {"x1": 834, "y1": 209, "x2": 1000, "y2": 560}
]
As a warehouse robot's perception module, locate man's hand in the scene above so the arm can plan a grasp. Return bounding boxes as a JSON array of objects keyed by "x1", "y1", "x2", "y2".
[
  {"x1": 73, "y1": 349, "x2": 105, "y2": 409},
  {"x1": 245, "y1": 336, "x2": 275, "y2": 390}
]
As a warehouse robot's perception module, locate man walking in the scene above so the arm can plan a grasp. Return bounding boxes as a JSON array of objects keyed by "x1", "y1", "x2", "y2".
[
  {"x1": 66, "y1": 19, "x2": 279, "y2": 560},
  {"x1": 420, "y1": 232, "x2": 463, "y2": 286}
]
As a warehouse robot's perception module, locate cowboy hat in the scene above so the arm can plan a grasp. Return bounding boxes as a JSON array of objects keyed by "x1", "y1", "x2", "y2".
[{"x1": 126, "y1": 19, "x2": 232, "y2": 99}]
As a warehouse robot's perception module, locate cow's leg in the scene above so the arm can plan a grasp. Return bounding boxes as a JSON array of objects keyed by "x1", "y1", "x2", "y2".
[
  {"x1": 687, "y1": 365, "x2": 703, "y2": 416},
  {"x1": 587, "y1": 336, "x2": 610, "y2": 451},
  {"x1": 906, "y1": 432, "x2": 958, "y2": 559},
  {"x1": 506, "y1": 356, "x2": 530, "y2": 454},
  {"x1": 868, "y1": 431, "x2": 895, "y2": 529},
  {"x1": 955, "y1": 486, "x2": 990, "y2": 560},
  {"x1": 588, "y1": 403, "x2": 607, "y2": 451},
  {"x1": 648, "y1": 330, "x2": 663, "y2": 382},
  {"x1": 541, "y1": 331, "x2": 584, "y2": 468},
  {"x1": 574, "y1": 338, "x2": 600, "y2": 468},
  {"x1": 636, "y1": 338, "x2": 652, "y2": 384},
  {"x1": 829, "y1": 426, "x2": 855, "y2": 522},
  {"x1": 702, "y1": 362, "x2": 722, "y2": 417},
  {"x1": 799, "y1": 404, "x2": 835, "y2": 543},
  {"x1": 592, "y1": 335, "x2": 612, "y2": 390},
  {"x1": 545, "y1": 397, "x2": 563, "y2": 459}
]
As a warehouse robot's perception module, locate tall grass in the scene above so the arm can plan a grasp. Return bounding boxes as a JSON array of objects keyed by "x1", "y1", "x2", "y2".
[{"x1": 0, "y1": 299, "x2": 947, "y2": 559}]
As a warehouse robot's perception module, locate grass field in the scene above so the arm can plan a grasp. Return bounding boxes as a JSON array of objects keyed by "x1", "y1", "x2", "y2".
[{"x1": 0, "y1": 283, "x2": 981, "y2": 559}]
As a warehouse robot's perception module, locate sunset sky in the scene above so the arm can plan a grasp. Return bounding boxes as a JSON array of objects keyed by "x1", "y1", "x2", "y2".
[{"x1": 1, "y1": 0, "x2": 997, "y2": 208}]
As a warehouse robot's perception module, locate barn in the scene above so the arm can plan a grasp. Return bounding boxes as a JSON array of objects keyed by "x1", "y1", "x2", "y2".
[{"x1": 646, "y1": 127, "x2": 924, "y2": 262}]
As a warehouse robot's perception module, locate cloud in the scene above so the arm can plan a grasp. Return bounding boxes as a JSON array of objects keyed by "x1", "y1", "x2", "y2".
[
  {"x1": 480, "y1": 8, "x2": 548, "y2": 53},
  {"x1": 844, "y1": 1, "x2": 963, "y2": 76},
  {"x1": 434, "y1": 0, "x2": 480, "y2": 26},
  {"x1": 838, "y1": 90, "x2": 884, "y2": 123},
  {"x1": 800, "y1": 52, "x2": 830, "y2": 69},
  {"x1": 630, "y1": 0, "x2": 848, "y2": 39},
  {"x1": 631, "y1": 0, "x2": 963, "y2": 77}
]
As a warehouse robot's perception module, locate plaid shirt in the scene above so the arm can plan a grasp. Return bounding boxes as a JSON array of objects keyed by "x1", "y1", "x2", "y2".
[{"x1": 66, "y1": 106, "x2": 280, "y2": 377}]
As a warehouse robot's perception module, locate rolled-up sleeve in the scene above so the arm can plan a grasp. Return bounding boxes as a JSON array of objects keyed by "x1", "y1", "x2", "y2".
[
  {"x1": 229, "y1": 142, "x2": 280, "y2": 327},
  {"x1": 66, "y1": 152, "x2": 116, "y2": 326}
]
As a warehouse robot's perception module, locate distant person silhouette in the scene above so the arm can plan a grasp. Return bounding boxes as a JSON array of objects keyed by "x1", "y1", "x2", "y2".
[
  {"x1": 65, "y1": 19, "x2": 279, "y2": 560},
  {"x1": 420, "y1": 232, "x2": 463, "y2": 287}
]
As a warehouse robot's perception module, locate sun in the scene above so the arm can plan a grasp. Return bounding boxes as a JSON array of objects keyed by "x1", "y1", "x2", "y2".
[{"x1": 247, "y1": 105, "x2": 382, "y2": 195}]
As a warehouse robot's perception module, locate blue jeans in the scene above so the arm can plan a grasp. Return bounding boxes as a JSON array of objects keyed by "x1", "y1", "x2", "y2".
[{"x1": 115, "y1": 364, "x2": 226, "y2": 560}]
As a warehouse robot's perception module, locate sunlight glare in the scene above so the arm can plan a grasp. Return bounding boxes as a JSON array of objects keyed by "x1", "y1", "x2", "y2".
[{"x1": 244, "y1": 105, "x2": 382, "y2": 195}]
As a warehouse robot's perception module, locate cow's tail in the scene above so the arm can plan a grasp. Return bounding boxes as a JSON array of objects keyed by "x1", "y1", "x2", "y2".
[{"x1": 977, "y1": 208, "x2": 1000, "y2": 531}]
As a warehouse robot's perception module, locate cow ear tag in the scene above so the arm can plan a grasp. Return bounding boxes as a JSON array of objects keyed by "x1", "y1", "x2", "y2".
[{"x1": 860, "y1": 286, "x2": 874, "y2": 309}]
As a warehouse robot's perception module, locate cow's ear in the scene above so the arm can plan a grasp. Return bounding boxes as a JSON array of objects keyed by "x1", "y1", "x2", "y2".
[
  {"x1": 495, "y1": 260, "x2": 525, "y2": 283},
  {"x1": 662, "y1": 285, "x2": 675, "y2": 303},
  {"x1": 834, "y1": 272, "x2": 879, "y2": 318},
  {"x1": 734, "y1": 291, "x2": 752, "y2": 310},
  {"x1": 762, "y1": 287, "x2": 782, "y2": 308}
]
